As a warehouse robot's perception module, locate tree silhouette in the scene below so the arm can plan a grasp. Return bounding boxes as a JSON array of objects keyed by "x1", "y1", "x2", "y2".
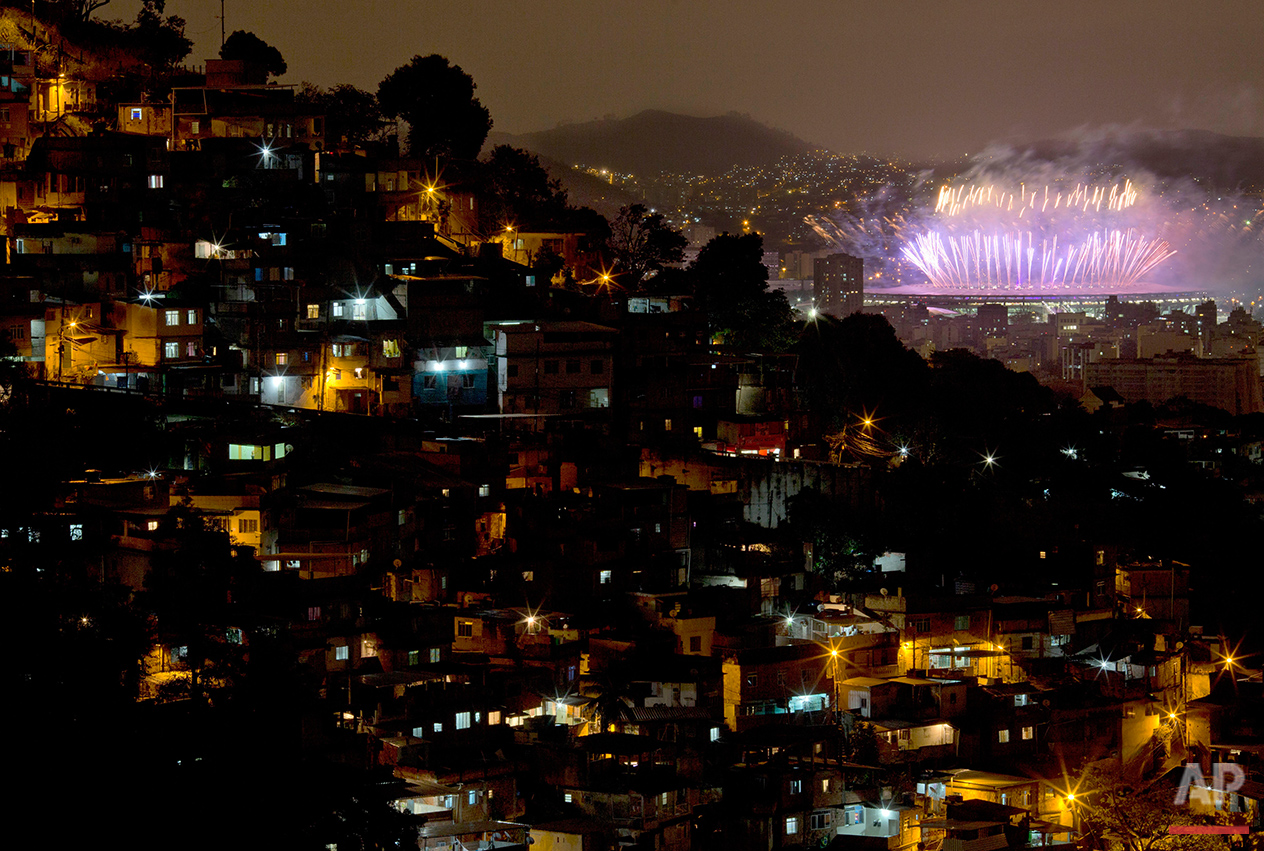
[
  {"x1": 607, "y1": 203, "x2": 686, "y2": 289},
  {"x1": 690, "y1": 231, "x2": 795, "y2": 352},
  {"x1": 378, "y1": 54, "x2": 492, "y2": 160},
  {"x1": 298, "y1": 83, "x2": 386, "y2": 150},
  {"x1": 220, "y1": 30, "x2": 287, "y2": 78},
  {"x1": 477, "y1": 145, "x2": 570, "y2": 234}
]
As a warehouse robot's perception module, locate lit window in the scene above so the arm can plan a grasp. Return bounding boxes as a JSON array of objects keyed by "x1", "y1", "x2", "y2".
[
  {"x1": 335, "y1": 645, "x2": 349, "y2": 661},
  {"x1": 275, "y1": 352, "x2": 287, "y2": 366},
  {"x1": 955, "y1": 615, "x2": 969, "y2": 630},
  {"x1": 563, "y1": 792, "x2": 573, "y2": 803},
  {"x1": 710, "y1": 727, "x2": 721, "y2": 742},
  {"x1": 147, "y1": 174, "x2": 164, "y2": 189},
  {"x1": 306, "y1": 303, "x2": 319, "y2": 319},
  {"x1": 998, "y1": 729, "x2": 1010, "y2": 743},
  {"x1": 352, "y1": 301, "x2": 366, "y2": 320},
  {"x1": 332, "y1": 302, "x2": 344, "y2": 317},
  {"x1": 786, "y1": 817, "x2": 800, "y2": 835},
  {"x1": 382, "y1": 339, "x2": 400, "y2": 357},
  {"x1": 307, "y1": 606, "x2": 321, "y2": 621},
  {"x1": 408, "y1": 650, "x2": 420, "y2": 666},
  {"x1": 468, "y1": 790, "x2": 477, "y2": 805},
  {"x1": 456, "y1": 712, "x2": 471, "y2": 730},
  {"x1": 146, "y1": 520, "x2": 159, "y2": 531},
  {"x1": 433, "y1": 722, "x2": 443, "y2": 733},
  {"x1": 69, "y1": 524, "x2": 82, "y2": 541},
  {"x1": 478, "y1": 484, "x2": 490, "y2": 497},
  {"x1": 130, "y1": 107, "x2": 142, "y2": 120},
  {"x1": 164, "y1": 309, "x2": 179, "y2": 326},
  {"x1": 790, "y1": 779, "x2": 802, "y2": 794},
  {"x1": 362, "y1": 639, "x2": 376, "y2": 658},
  {"x1": 600, "y1": 569, "x2": 612, "y2": 585},
  {"x1": 488, "y1": 711, "x2": 501, "y2": 725},
  {"x1": 1022, "y1": 725, "x2": 1034, "y2": 740},
  {"x1": 430, "y1": 647, "x2": 440, "y2": 663},
  {"x1": 185, "y1": 342, "x2": 197, "y2": 358},
  {"x1": 186, "y1": 309, "x2": 198, "y2": 325}
]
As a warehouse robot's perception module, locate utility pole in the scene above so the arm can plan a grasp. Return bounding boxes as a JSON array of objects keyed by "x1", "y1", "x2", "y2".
[{"x1": 220, "y1": 0, "x2": 226, "y2": 48}]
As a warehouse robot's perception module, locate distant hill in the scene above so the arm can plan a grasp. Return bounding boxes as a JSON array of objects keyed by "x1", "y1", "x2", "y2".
[
  {"x1": 489, "y1": 109, "x2": 823, "y2": 177},
  {"x1": 533, "y1": 153, "x2": 642, "y2": 219}
]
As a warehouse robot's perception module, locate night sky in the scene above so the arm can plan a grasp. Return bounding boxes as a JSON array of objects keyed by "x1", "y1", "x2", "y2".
[{"x1": 117, "y1": 1, "x2": 1264, "y2": 159}]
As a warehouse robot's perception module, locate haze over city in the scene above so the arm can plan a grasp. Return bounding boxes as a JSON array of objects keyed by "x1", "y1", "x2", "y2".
[{"x1": 114, "y1": 0, "x2": 1264, "y2": 159}]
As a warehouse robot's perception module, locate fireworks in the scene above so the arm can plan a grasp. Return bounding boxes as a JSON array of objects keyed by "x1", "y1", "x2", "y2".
[
  {"x1": 934, "y1": 180, "x2": 1138, "y2": 218},
  {"x1": 901, "y1": 228, "x2": 1176, "y2": 290},
  {"x1": 897, "y1": 176, "x2": 1176, "y2": 291}
]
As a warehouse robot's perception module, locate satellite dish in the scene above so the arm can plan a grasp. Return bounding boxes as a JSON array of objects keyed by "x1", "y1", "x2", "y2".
[
  {"x1": 989, "y1": 584, "x2": 999, "y2": 594},
  {"x1": 880, "y1": 588, "x2": 889, "y2": 597},
  {"x1": 1042, "y1": 699, "x2": 1051, "y2": 706},
  {"x1": 392, "y1": 558, "x2": 403, "y2": 568}
]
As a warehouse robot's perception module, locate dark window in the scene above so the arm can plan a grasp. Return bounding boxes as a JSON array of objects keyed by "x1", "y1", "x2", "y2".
[
  {"x1": 1021, "y1": 636, "x2": 1034, "y2": 650},
  {"x1": 544, "y1": 360, "x2": 559, "y2": 375},
  {"x1": 566, "y1": 359, "x2": 581, "y2": 374},
  {"x1": 507, "y1": 364, "x2": 519, "y2": 378},
  {"x1": 462, "y1": 374, "x2": 475, "y2": 389},
  {"x1": 423, "y1": 375, "x2": 437, "y2": 389}
]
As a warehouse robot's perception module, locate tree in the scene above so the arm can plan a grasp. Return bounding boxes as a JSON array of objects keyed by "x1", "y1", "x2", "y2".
[
  {"x1": 49, "y1": 0, "x2": 110, "y2": 22},
  {"x1": 377, "y1": 54, "x2": 492, "y2": 160},
  {"x1": 1071, "y1": 763, "x2": 1237, "y2": 851},
  {"x1": 141, "y1": 500, "x2": 261, "y2": 703},
  {"x1": 220, "y1": 29, "x2": 287, "y2": 78},
  {"x1": 477, "y1": 145, "x2": 569, "y2": 234},
  {"x1": 786, "y1": 487, "x2": 881, "y2": 584},
  {"x1": 131, "y1": 0, "x2": 193, "y2": 72},
  {"x1": 690, "y1": 231, "x2": 796, "y2": 352},
  {"x1": 796, "y1": 312, "x2": 929, "y2": 431},
  {"x1": 297, "y1": 83, "x2": 386, "y2": 150},
  {"x1": 606, "y1": 203, "x2": 686, "y2": 289},
  {"x1": 847, "y1": 720, "x2": 881, "y2": 765}
]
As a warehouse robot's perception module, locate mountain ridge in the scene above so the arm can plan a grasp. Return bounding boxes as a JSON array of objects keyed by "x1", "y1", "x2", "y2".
[{"x1": 488, "y1": 109, "x2": 824, "y2": 177}]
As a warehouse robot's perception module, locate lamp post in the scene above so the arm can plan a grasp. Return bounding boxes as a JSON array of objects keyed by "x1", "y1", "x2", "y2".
[{"x1": 57, "y1": 311, "x2": 77, "y2": 382}]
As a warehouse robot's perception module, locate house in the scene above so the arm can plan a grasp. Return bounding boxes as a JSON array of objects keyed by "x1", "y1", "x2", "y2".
[
  {"x1": 492, "y1": 320, "x2": 616, "y2": 417},
  {"x1": 722, "y1": 644, "x2": 837, "y2": 731}
]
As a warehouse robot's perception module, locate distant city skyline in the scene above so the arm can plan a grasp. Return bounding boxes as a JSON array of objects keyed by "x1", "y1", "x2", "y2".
[{"x1": 115, "y1": 0, "x2": 1264, "y2": 160}]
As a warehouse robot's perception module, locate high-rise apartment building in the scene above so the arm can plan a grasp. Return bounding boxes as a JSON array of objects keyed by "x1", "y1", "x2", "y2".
[{"x1": 813, "y1": 253, "x2": 864, "y2": 318}]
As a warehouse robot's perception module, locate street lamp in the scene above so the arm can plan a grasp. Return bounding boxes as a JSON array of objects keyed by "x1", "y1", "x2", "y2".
[{"x1": 56, "y1": 313, "x2": 77, "y2": 382}]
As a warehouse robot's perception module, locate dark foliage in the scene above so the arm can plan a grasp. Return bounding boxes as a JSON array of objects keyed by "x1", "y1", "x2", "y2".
[{"x1": 378, "y1": 54, "x2": 492, "y2": 160}]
